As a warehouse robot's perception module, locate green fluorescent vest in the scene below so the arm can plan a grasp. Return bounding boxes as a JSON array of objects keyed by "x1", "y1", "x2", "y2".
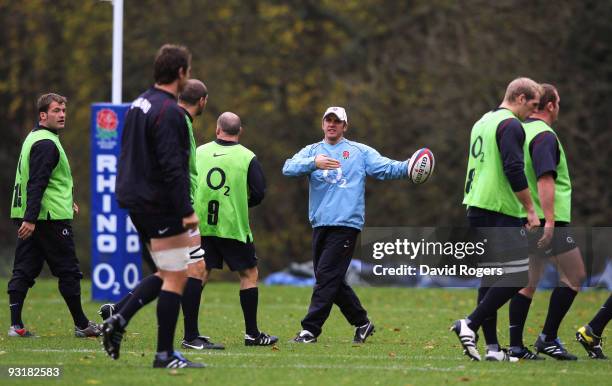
[
  {"x1": 195, "y1": 141, "x2": 255, "y2": 243},
  {"x1": 523, "y1": 119, "x2": 572, "y2": 222},
  {"x1": 11, "y1": 129, "x2": 74, "y2": 220},
  {"x1": 463, "y1": 109, "x2": 524, "y2": 217},
  {"x1": 185, "y1": 115, "x2": 198, "y2": 203}
]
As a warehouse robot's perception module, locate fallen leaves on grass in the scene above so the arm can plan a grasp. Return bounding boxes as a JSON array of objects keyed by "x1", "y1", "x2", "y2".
[{"x1": 424, "y1": 340, "x2": 435, "y2": 350}]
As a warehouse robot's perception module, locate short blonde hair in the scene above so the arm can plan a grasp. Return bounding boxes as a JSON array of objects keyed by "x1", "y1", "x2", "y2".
[{"x1": 503, "y1": 77, "x2": 542, "y2": 103}]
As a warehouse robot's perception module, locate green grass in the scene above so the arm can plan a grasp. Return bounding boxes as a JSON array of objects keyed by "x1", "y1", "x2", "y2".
[{"x1": 0, "y1": 279, "x2": 609, "y2": 386}]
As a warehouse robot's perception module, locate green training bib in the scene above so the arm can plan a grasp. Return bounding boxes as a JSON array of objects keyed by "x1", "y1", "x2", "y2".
[
  {"x1": 523, "y1": 119, "x2": 572, "y2": 222},
  {"x1": 463, "y1": 109, "x2": 524, "y2": 217},
  {"x1": 195, "y1": 141, "x2": 255, "y2": 243},
  {"x1": 11, "y1": 129, "x2": 73, "y2": 220}
]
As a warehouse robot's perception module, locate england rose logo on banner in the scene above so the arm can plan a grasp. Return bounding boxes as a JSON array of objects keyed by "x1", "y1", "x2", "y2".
[
  {"x1": 343, "y1": 150, "x2": 350, "y2": 159},
  {"x1": 96, "y1": 109, "x2": 119, "y2": 140},
  {"x1": 95, "y1": 108, "x2": 120, "y2": 150}
]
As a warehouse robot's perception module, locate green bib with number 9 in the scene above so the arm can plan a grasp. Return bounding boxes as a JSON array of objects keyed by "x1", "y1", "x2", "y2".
[{"x1": 194, "y1": 141, "x2": 255, "y2": 242}]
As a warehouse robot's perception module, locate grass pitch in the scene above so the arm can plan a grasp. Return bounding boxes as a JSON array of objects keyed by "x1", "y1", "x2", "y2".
[{"x1": 0, "y1": 279, "x2": 609, "y2": 385}]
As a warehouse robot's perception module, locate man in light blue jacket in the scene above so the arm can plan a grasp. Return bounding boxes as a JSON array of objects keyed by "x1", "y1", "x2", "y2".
[{"x1": 283, "y1": 106, "x2": 409, "y2": 343}]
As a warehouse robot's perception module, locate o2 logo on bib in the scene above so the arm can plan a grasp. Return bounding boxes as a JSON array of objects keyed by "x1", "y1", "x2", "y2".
[{"x1": 323, "y1": 168, "x2": 347, "y2": 188}]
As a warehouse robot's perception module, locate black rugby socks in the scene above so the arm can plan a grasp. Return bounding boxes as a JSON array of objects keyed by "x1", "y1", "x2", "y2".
[
  {"x1": 541, "y1": 285, "x2": 577, "y2": 340},
  {"x1": 468, "y1": 286, "x2": 521, "y2": 331},
  {"x1": 9, "y1": 290, "x2": 26, "y2": 328},
  {"x1": 589, "y1": 295, "x2": 612, "y2": 337},
  {"x1": 117, "y1": 274, "x2": 163, "y2": 326},
  {"x1": 240, "y1": 287, "x2": 260, "y2": 336},
  {"x1": 477, "y1": 287, "x2": 499, "y2": 347},
  {"x1": 181, "y1": 277, "x2": 204, "y2": 341},
  {"x1": 156, "y1": 290, "x2": 182, "y2": 355},
  {"x1": 509, "y1": 292, "x2": 532, "y2": 348},
  {"x1": 63, "y1": 294, "x2": 89, "y2": 329}
]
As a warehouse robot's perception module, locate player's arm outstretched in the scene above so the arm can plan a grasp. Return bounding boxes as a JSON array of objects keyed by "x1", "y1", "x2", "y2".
[{"x1": 363, "y1": 145, "x2": 409, "y2": 180}]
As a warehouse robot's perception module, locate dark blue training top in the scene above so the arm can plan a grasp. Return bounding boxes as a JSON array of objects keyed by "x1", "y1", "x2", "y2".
[
  {"x1": 116, "y1": 87, "x2": 193, "y2": 217},
  {"x1": 495, "y1": 108, "x2": 528, "y2": 192},
  {"x1": 524, "y1": 118, "x2": 560, "y2": 180}
]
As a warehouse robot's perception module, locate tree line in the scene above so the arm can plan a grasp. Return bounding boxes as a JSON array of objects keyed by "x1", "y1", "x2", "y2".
[{"x1": 1, "y1": 0, "x2": 611, "y2": 275}]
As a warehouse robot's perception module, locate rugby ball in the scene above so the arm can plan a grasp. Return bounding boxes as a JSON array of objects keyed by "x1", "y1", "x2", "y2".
[{"x1": 407, "y1": 148, "x2": 435, "y2": 184}]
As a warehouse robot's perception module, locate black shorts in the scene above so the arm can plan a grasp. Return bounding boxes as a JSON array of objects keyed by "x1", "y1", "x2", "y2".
[
  {"x1": 467, "y1": 207, "x2": 528, "y2": 264},
  {"x1": 129, "y1": 212, "x2": 186, "y2": 241},
  {"x1": 202, "y1": 236, "x2": 257, "y2": 271},
  {"x1": 527, "y1": 221, "x2": 577, "y2": 258}
]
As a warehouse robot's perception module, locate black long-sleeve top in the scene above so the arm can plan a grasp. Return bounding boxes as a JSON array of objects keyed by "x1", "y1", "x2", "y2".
[
  {"x1": 116, "y1": 87, "x2": 193, "y2": 216},
  {"x1": 495, "y1": 109, "x2": 528, "y2": 192},
  {"x1": 525, "y1": 118, "x2": 560, "y2": 179},
  {"x1": 23, "y1": 125, "x2": 60, "y2": 222}
]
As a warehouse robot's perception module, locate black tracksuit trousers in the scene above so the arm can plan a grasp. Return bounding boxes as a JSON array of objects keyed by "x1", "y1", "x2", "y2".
[
  {"x1": 8, "y1": 220, "x2": 83, "y2": 298},
  {"x1": 301, "y1": 226, "x2": 369, "y2": 337}
]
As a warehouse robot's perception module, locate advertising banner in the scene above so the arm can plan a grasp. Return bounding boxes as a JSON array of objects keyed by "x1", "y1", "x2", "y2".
[{"x1": 90, "y1": 103, "x2": 141, "y2": 301}]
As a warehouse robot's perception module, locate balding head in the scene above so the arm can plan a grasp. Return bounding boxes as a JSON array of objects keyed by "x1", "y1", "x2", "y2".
[
  {"x1": 217, "y1": 112, "x2": 242, "y2": 136},
  {"x1": 179, "y1": 79, "x2": 208, "y2": 105},
  {"x1": 503, "y1": 77, "x2": 542, "y2": 103}
]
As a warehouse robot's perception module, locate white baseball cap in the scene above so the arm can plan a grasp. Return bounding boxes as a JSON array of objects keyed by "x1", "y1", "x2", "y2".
[{"x1": 322, "y1": 106, "x2": 347, "y2": 123}]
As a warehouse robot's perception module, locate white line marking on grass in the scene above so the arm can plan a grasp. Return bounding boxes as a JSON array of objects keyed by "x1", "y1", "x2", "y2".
[
  {"x1": 27, "y1": 298, "x2": 447, "y2": 312},
  {"x1": 11, "y1": 348, "x2": 612, "y2": 376},
  {"x1": 14, "y1": 349, "x2": 599, "y2": 374},
  {"x1": 12, "y1": 348, "x2": 457, "y2": 360},
  {"x1": 17, "y1": 348, "x2": 100, "y2": 353},
  {"x1": 215, "y1": 363, "x2": 474, "y2": 372},
  {"x1": 13, "y1": 349, "x2": 607, "y2": 375},
  {"x1": 190, "y1": 351, "x2": 463, "y2": 361},
  {"x1": 197, "y1": 363, "x2": 610, "y2": 376}
]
